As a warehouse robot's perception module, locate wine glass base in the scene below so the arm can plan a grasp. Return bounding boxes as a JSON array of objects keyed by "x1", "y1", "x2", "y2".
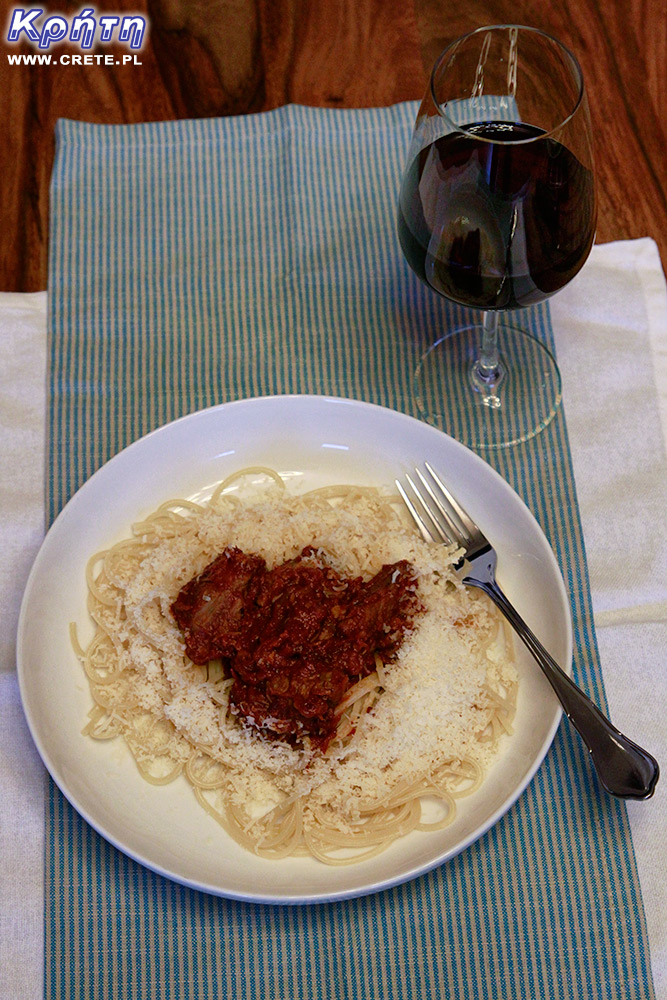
[{"x1": 413, "y1": 323, "x2": 562, "y2": 450}]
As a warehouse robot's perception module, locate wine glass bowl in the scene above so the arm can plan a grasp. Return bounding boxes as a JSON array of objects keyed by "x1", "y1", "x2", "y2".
[{"x1": 398, "y1": 25, "x2": 596, "y2": 447}]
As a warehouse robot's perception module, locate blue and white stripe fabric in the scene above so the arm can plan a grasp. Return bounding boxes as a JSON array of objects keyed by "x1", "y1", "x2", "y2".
[{"x1": 47, "y1": 103, "x2": 656, "y2": 999}]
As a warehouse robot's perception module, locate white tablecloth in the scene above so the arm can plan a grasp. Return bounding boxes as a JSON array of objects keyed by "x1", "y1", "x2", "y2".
[{"x1": 1, "y1": 239, "x2": 665, "y2": 999}]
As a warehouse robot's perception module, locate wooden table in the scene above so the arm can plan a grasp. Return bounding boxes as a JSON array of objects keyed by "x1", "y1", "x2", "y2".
[{"x1": 1, "y1": 0, "x2": 665, "y2": 291}]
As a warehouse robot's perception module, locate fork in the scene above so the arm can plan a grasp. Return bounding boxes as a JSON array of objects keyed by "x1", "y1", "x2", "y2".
[{"x1": 396, "y1": 463, "x2": 659, "y2": 801}]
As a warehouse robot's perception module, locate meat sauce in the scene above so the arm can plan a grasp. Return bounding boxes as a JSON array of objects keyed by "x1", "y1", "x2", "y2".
[{"x1": 170, "y1": 546, "x2": 422, "y2": 746}]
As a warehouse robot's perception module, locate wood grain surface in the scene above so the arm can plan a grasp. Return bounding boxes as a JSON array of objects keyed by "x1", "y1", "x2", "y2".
[{"x1": 1, "y1": 0, "x2": 665, "y2": 291}]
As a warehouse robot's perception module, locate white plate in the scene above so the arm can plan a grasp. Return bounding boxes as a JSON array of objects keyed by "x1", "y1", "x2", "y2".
[{"x1": 17, "y1": 395, "x2": 571, "y2": 904}]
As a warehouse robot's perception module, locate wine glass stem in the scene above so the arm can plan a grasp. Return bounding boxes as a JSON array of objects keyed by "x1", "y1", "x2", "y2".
[
  {"x1": 477, "y1": 311, "x2": 501, "y2": 383},
  {"x1": 469, "y1": 311, "x2": 505, "y2": 405}
]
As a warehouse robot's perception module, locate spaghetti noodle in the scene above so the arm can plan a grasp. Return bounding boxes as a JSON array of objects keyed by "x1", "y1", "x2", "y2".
[{"x1": 72, "y1": 468, "x2": 517, "y2": 864}]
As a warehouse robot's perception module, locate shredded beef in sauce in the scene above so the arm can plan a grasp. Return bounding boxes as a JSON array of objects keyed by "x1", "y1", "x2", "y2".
[{"x1": 170, "y1": 546, "x2": 422, "y2": 746}]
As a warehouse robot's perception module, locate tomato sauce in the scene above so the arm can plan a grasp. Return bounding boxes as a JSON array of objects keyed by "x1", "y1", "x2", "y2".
[{"x1": 171, "y1": 546, "x2": 422, "y2": 744}]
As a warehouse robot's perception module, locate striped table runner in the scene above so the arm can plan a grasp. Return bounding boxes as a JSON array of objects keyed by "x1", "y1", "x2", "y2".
[{"x1": 47, "y1": 103, "x2": 656, "y2": 999}]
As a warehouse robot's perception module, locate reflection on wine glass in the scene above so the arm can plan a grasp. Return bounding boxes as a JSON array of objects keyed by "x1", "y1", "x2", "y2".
[{"x1": 398, "y1": 25, "x2": 596, "y2": 448}]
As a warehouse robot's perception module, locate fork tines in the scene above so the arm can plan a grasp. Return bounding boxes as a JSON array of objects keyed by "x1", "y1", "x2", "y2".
[{"x1": 396, "y1": 464, "x2": 471, "y2": 550}]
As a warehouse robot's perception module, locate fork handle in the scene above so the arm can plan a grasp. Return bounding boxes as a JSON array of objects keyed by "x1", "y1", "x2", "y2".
[{"x1": 469, "y1": 575, "x2": 660, "y2": 800}]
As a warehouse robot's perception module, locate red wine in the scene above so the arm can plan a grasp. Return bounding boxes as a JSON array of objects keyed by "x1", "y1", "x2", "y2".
[{"x1": 397, "y1": 121, "x2": 596, "y2": 310}]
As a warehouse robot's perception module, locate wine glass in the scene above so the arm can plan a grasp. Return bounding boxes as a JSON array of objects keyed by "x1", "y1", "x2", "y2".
[{"x1": 398, "y1": 25, "x2": 596, "y2": 448}]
